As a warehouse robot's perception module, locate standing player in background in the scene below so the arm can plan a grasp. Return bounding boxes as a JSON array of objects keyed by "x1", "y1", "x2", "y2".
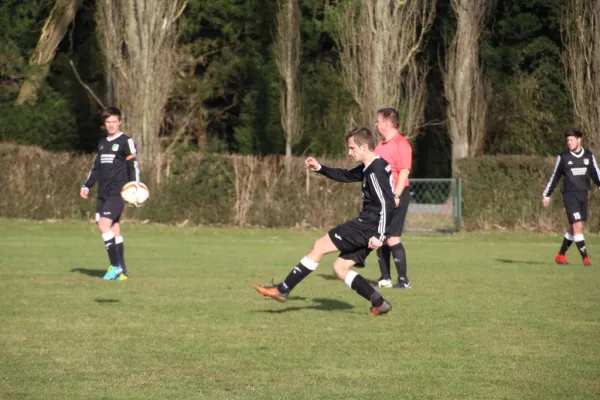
[
  {"x1": 254, "y1": 127, "x2": 395, "y2": 316},
  {"x1": 373, "y1": 108, "x2": 413, "y2": 288},
  {"x1": 79, "y1": 107, "x2": 141, "y2": 280},
  {"x1": 543, "y1": 129, "x2": 600, "y2": 266}
]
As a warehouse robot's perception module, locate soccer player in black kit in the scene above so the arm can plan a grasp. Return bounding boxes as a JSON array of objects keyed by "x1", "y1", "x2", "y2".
[
  {"x1": 543, "y1": 129, "x2": 600, "y2": 266},
  {"x1": 79, "y1": 107, "x2": 141, "y2": 280},
  {"x1": 254, "y1": 127, "x2": 394, "y2": 316}
]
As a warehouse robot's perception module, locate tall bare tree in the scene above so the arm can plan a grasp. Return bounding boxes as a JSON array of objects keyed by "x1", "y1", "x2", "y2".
[
  {"x1": 563, "y1": 0, "x2": 600, "y2": 149},
  {"x1": 443, "y1": 0, "x2": 492, "y2": 174},
  {"x1": 96, "y1": 0, "x2": 187, "y2": 165},
  {"x1": 330, "y1": 0, "x2": 435, "y2": 140},
  {"x1": 274, "y1": 0, "x2": 303, "y2": 160},
  {"x1": 16, "y1": 0, "x2": 83, "y2": 105}
]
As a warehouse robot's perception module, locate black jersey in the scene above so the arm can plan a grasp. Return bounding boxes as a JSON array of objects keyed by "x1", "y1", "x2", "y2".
[
  {"x1": 543, "y1": 148, "x2": 600, "y2": 197},
  {"x1": 316, "y1": 157, "x2": 394, "y2": 240},
  {"x1": 83, "y1": 132, "x2": 140, "y2": 198}
]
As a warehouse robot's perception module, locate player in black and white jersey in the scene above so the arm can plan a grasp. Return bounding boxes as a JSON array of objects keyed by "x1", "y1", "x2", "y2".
[
  {"x1": 543, "y1": 129, "x2": 600, "y2": 266},
  {"x1": 254, "y1": 127, "x2": 395, "y2": 316},
  {"x1": 79, "y1": 107, "x2": 141, "y2": 280}
]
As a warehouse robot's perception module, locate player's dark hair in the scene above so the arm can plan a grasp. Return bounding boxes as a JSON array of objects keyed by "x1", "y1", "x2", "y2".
[
  {"x1": 346, "y1": 127, "x2": 376, "y2": 151},
  {"x1": 565, "y1": 129, "x2": 583, "y2": 139},
  {"x1": 377, "y1": 107, "x2": 400, "y2": 129},
  {"x1": 102, "y1": 106, "x2": 122, "y2": 121}
]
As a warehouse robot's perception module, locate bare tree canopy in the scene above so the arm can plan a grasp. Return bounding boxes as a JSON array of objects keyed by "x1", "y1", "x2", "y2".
[
  {"x1": 96, "y1": 0, "x2": 187, "y2": 165},
  {"x1": 444, "y1": 0, "x2": 492, "y2": 173},
  {"x1": 274, "y1": 0, "x2": 302, "y2": 159},
  {"x1": 563, "y1": 0, "x2": 600, "y2": 149},
  {"x1": 330, "y1": 0, "x2": 435, "y2": 140},
  {"x1": 16, "y1": 0, "x2": 83, "y2": 105}
]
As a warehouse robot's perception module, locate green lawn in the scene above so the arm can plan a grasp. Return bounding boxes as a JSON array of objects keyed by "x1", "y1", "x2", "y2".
[{"x1": 1, "y1": 219, "x2": 599, "y2": 399}]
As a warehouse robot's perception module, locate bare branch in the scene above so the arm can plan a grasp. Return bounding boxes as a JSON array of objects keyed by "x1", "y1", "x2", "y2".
[{"x1": 330, "y1": 0, "x2": 436, "y2": 140}]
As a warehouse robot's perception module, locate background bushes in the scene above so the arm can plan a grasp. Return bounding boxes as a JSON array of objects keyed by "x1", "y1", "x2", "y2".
[{"x1": 4, "y1": 143, "x2": 599, "y2": 232}]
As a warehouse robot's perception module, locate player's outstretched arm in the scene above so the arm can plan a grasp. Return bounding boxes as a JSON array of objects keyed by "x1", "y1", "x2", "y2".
[
  {"x1": 590, "y1": 154, "x2": 600, "y2": 188},
  {"x1": 308, "y1": 156, "x2": 364, "y2": 183}
]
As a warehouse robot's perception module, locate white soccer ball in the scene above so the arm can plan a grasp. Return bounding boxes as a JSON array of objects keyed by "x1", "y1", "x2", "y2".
[{"x1": 121, "y1": 181, "x2": 150, "y2": 208}]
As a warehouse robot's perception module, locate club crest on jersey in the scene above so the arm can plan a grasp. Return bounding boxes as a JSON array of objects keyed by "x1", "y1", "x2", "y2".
[
  {"x1": 584, "y1": 158, "x2": 589, "y2": 165},
  {"x1": 112, "y1": 144, "x2": 119, "y2": 151}
]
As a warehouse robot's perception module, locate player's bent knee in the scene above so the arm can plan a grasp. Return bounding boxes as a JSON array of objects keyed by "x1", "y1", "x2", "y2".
[{"x1": 332, "y1": 259, "x2": 353, "y2": 280}]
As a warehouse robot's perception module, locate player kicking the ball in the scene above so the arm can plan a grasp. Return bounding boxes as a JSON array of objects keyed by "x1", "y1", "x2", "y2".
[
  {"x1": 254, "y1": 127, "x2": 394, "y2": 316},
  {"x1": 79, "y1": 107, "x2": 141, "y2": 280}
]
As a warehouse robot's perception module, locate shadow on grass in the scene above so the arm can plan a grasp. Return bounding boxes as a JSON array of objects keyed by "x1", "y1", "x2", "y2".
[
  {"x1": 496, "y1": 258, "x2": 548, "y2": 265},
  {"x1": 94, "y1": 298, "x2": 120, "y2": 304},
  {"x1": 257, "y1": 297, "x2": 354, "y2": 314},
  {"x1": 71, "y1": 268, "x2": 105, "y2": 278}
]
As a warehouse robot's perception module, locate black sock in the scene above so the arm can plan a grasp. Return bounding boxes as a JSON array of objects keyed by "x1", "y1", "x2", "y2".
[
  {"x1": 115, "y1": 236, "x2": 126, "y2": 273},
  {"x1": 575, "y1": 240, "x2": 588, "y2": 259},
  {"x1": 277, "y1": 257, "x2": 318, "y2": 293},
  {"x1": 346, "y1": 272, "x2": 383, "y2": 306},
  {"x1": 390, "y1": 242, "x2": 407, "y2": 280},
  {"x1": 102, "y1": 232, "x2": 119, "y2": 267},
  {"x1": 376, "y1": 246, "x2": 391, "y2": 280},
  {"x1": 559, "y1": 233, "x2": 573, "y2": 255}
]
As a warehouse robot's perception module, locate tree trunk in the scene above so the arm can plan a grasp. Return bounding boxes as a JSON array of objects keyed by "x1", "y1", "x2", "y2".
[{"x1": 16, "y1": 0, "x2": 83, "y2": 105}]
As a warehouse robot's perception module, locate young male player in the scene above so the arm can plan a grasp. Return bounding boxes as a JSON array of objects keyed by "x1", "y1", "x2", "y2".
[
  {"x1": 374, "y1": 108, "x2": 413, "y2": 288},
  {"x1": 254, "y1": 127, "x2": 395, "y2": 316},
  {"x1": 79, "y1": 107, "x2": 141, "y2": 280},
  {"x1": 543, "y1": 129, "x2": 600, "y2": 266}
]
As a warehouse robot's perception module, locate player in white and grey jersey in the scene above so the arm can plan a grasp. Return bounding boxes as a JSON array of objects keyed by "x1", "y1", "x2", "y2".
[
  {"x1": 79, "y1": 107, "x2": 141, "y2": 280},
  {"x1": 254, "y1": 127, "x2": 394, "y2": 316},
  {"x1": 542, "y1": 129, "x2": 600, "y2": 266}
]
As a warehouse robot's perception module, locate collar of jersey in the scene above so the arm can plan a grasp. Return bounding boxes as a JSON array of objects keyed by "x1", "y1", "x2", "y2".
[
  {"x1": 570, "y1": 148, "x2": 584, "y2": 158},
  {"x1": 363, "y1": 156, "x2": 381, "y2": 171},
  {"x1": 106, "y1": 132, "x2": 124, "y2": 142}
]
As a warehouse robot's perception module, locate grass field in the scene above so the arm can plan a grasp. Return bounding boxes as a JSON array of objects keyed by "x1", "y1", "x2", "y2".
[{"x1": 1, "y1": 218, "x2": 599, "y2": 400}]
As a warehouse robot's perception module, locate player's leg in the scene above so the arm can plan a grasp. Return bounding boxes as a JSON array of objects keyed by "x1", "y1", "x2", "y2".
[
  {"x1": 572, "y1": 193, "x2": 590, "y2": 265},
  {"x1": 386, "y1": 189, "x2": 411, "y2": 288},
  {"x1": 332, "y1": 253, "x2": 391, "y2": 316},
  {"x1": 375, "y1": 246, "x2": 392, "y2": 287},
  {"x1": 254, "y1": 233, "x2": 339, "y2": 302},
  {"x1": 557, "y1": 193, "x2": 578, "y2": 264},
  {"x1": 99, "y1": 196, "x2": 126, "y2": 280},
  {"x1": 111, "y1": 222, "x2": 128, "y2": 279}
]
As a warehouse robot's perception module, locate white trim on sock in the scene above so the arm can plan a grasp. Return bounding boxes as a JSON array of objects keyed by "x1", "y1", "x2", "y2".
[
  {"x1": 115, "y1": 235, "x2": 124, "y2": 244},
  {"x1": 344, "y1": 270, "x2": 358, "y2": 288},
  {"x1": 564, "y1": 232, "x2": 574, "y2": 241},
  {"x1": 102, "y1": 231, "x2": 115, "y2": 242},
  {"x1": 573, "y1": 234, "x2": 585, "y2": 242},
  {"x1": 300, "y1": 256, "x2": 319, "y2": 271}
]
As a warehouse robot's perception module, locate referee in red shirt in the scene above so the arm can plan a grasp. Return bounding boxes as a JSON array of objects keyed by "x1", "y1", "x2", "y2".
[{"x1": 374, "y1": 108, "x2": 412, "y2": 289}]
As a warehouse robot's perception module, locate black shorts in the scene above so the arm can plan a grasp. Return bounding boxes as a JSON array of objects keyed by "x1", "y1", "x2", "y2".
[
  {"x1": 328, "y1": 218, "x2": 380, "y2": 267},
  {"x1": 388, "y1": 189, "x2": 411, "y2": 237},
  {"x1": 563, "y1": 191, "x2": 588, "y2": 224},
  {"x1": 96, "y1": 196, "x2": 125, "y2": 223}
]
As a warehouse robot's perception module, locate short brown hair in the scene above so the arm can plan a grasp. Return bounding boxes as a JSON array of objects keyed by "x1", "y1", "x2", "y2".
[
  {"x1": 345, "y1": 127, "x2": 376, "y2": 151},
  {"x1": 565, "y1": 129, "x2": 583, "y2": 138},
  {"x1": 377, "y1": 107, "x2": 400, "y2": 129},
  {"x1": 102, "y1": 106, "x2": 122, "y2": 121}
]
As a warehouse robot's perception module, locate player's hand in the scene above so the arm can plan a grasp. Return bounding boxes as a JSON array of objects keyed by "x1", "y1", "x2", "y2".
[
  {"x1": 394, "y1": 197, "x2": 400, "y2": 208},
  {"x1": 79, "y1": 187, "x2": 89, "y2": 200},
  {"x1": 368, "y1": 237, "x2": 383, "y2": 250},
  {"x1": 542, "y1": 197, "x2": 550, "y2": 208},
  {"x1": 304, "y1": 157, "x2": 321, "y2": 171}
]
